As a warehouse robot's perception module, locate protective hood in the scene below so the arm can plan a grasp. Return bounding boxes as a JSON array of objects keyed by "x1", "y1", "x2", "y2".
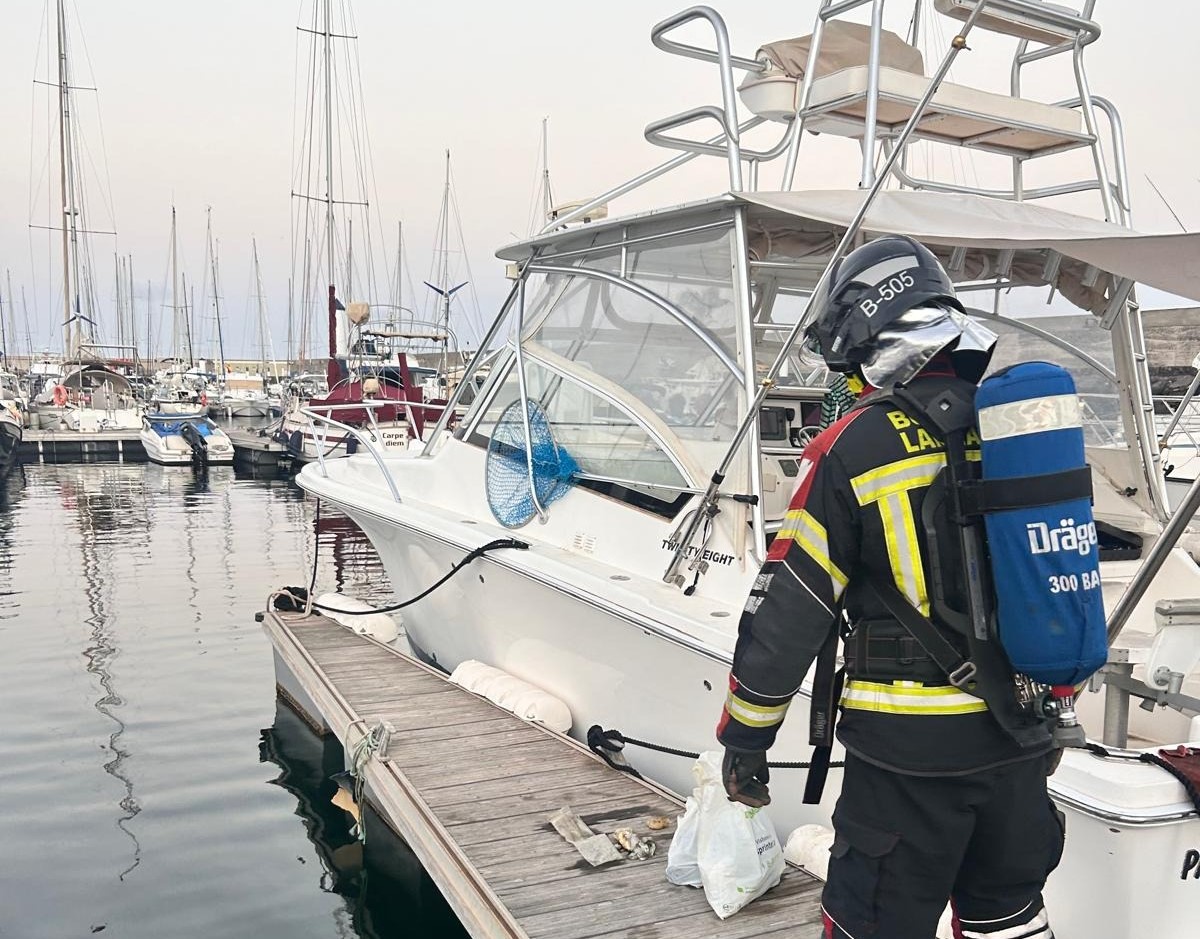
[{"x1": 859, "y1": 304, "x2": 997, "y2": 387}]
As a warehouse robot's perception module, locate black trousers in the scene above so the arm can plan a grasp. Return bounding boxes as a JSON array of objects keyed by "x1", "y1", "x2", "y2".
[{"x1": 821, "y1": 753, "x2": 1064, "y2": 939}]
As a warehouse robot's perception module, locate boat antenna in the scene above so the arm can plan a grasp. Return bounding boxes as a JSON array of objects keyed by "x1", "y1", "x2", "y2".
[{"x1": 542, "y1": 116, "x2": 554, "y2": 223}]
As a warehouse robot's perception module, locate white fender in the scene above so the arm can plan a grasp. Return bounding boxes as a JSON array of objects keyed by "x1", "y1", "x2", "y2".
[
  {"x1": 783, "y1": 824, "x2": 834, "y2": 879},
  {"x1": 449, "y1": 659, "x2": 573, "y2": 733},
  {"x1": 315, "y1": 592, "x2": 401, "y2": 644}
]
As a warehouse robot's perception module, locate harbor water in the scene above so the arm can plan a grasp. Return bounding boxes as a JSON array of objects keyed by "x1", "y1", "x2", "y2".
[{"x1": 0, "y1": 462, "x2": 467, "y2": 939}]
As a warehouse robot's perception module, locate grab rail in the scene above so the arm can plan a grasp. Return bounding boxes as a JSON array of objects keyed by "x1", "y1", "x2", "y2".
[
  {"x1": 301, "y1": 404, "x2": 403, "y2": 504},
  {"x1": 647, "y1": 6, "x2": 748, "y2": 188}
]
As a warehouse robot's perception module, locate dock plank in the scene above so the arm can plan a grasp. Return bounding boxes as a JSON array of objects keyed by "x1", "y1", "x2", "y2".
[{"x1": 263, "y1": 610, "x2": 824, "y2": 939}]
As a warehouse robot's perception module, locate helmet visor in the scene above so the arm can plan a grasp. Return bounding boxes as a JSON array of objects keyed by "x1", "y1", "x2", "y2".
[{"x1": 859, "y1": 304, "x2": 997, "y2": 388}]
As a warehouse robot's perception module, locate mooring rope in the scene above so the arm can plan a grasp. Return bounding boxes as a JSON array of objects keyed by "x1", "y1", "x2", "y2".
[
  {"x1": 275, "y1": 536, "x2": 529, "y2": 617},
  {"x1": 587, "y1": 725, "x2": 845, "y2": 780},
  {"x1": 1084, "y1": 742, "x2": 1200, "y2": 814}
]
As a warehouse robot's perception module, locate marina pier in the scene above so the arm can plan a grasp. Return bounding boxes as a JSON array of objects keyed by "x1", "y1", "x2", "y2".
[{"x1": 261, "y1": 608, "x2": 825, "y2": 939}]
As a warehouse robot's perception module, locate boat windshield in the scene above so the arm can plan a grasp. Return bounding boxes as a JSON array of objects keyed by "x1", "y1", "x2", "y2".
[{"x1": 520, "y1": 225, "x2": 744, "y2": 475}]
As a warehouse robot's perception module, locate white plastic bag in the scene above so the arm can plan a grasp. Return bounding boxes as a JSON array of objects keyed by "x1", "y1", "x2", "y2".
[
  {"x1": 665, "y1": 751, "x2": 785, "y2": 918},
  {"x1": 665, "y1": 796, "x2": 703, "y2": 887}
]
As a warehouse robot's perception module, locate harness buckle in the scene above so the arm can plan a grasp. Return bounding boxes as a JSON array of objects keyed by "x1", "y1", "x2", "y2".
[{"x1": 948, "y1": 661, "x2": 978, "y2": 689}]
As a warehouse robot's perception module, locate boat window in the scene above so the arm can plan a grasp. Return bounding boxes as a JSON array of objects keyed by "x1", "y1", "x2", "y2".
[
  {"x1": 522, "y1": 227, "x2": 742, "y2": 473},
  {"x1": 468, "y1": 359, "x2": 691, "y2": 516},
  {"x1": 980, "y1": 311, "x2": 1125, "y2": 447},
  {"x1": 753, "y1": 287, "x2": 833, "y2": 390}
]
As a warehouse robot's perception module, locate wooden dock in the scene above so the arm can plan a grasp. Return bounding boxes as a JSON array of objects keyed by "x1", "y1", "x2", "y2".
[
  {"x1": 261, "y1": 610, "x2": 825, "y2": 939},
  {"x1": 19, "y1": 427, "x2": 146, "y2": 463}
]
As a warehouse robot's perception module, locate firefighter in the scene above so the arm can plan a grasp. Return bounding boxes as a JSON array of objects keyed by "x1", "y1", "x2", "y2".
[{"x1": 717, "y1": 236, "x2": 1062, "y2": 939}]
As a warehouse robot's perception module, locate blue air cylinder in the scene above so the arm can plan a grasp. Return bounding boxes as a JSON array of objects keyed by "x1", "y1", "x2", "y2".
[{"x1": 975, "y1": 362, "x2": 1108, "y2": 687}]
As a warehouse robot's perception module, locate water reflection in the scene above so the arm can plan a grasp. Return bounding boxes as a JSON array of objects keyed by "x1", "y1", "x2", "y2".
[
  {"x1": 0, "y1": 463, "x2": 420, "y2": 938},
  {"x1": 260, "y1": 700, "x2": 469, "y2": 939},
  {"x1": 66, "y1": 467, "x2": 150, "y2": 880}
]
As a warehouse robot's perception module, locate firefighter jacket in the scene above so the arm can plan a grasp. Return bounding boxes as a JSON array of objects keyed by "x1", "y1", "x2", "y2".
[{"x1": 717, "y1": 370, "x2": 1052, "y2": 775}]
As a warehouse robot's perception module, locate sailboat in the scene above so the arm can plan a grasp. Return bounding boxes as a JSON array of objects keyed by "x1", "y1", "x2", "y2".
[
  {"x1": 148, "y1": 207, "x2": 209, "y2": 416},
  {"x1": 27, "y1": 0, "x2": 141, "y2": 435},
  {"x1": 273, "y1": 0, "x2": 430, "y2": 464},
  {"x1": 295, "y1": 3, "x2": 1200, "y2": 934}
]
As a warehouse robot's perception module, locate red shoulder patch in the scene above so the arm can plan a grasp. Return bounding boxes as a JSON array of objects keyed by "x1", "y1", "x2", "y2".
[{"x1": 787, "y1": 408, "x2": 866, "y2": 512}]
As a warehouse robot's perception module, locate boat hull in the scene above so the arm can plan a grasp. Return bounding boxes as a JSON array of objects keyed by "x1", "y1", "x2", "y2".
[
  {"x1": 0, "y1": 418, "x2": 21, "y2": 476},
  {"x1": 305, "y1": 477, "x2": 1200, "y2": 939}
]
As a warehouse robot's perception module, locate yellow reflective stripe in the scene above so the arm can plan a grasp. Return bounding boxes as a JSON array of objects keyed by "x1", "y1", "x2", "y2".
[
  {"x1": 779, "y1": 508, "x2": 848, "y2": 595},
  {"x1": 725, "y1": 692, "x2": 790, "y2": 728},
  {"x1": 851, "y1": 454, "x2": 945, "y2": 506},
  {"x1": 841, "y1": 679, "x2": 988, "y2": 714}
]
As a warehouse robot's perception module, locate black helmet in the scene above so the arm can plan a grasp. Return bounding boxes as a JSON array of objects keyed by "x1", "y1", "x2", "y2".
[{"x1": 807, "y1": 235, "x2": 964, "y2": 374}]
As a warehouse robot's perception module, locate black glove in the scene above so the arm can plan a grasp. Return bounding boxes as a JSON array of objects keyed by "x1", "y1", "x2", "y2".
[{"x1": 723, "y1": 747, "x2": 771, "y2": 807}]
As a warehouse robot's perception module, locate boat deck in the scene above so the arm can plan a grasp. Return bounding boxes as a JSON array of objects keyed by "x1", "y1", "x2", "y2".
[
  {"x1": 19, "y1": 427, "x2": 146, "y2": 463},
  {"x1": 261, "y1": 610, "x2": 825, "y2": 939}
]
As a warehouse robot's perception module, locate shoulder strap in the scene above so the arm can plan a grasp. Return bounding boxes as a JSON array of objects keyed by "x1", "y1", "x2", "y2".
[{"x1": 862, "y1": 577, "x2": 979, "y2": 690}]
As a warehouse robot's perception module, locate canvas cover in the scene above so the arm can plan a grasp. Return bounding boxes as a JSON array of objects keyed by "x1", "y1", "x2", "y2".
[
  {"x1": 756, "y1": 21, "x2": 925, "y2": 81},
  {"x1": 740, "y1": 189, "x2": 1200, "y2": 310}
]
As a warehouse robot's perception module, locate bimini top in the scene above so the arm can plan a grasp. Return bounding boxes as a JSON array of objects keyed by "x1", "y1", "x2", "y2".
[
  {"x1": 741, "y1": 190, "x2": 1200, "y2": 306},
  {"x1": 503, "y1": 189, "x2": 1200, "y2": 315},
  {"x1": 61, "y1": 365, "x2": 133, "y2": 395}
]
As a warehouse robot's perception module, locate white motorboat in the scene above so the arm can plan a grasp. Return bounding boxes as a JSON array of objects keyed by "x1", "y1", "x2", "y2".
[
  {"x1": 140, "y1": 412, "x2": 234, "y2": 465},
  {"x1": 298, "y1": 3, "x2": 1200, "y2": 935}
]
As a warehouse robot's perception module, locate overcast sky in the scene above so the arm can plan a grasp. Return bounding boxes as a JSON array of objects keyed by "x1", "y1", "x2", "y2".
[{"x1": 1, "y1": 0, "x2": 1197, "y2": 360}]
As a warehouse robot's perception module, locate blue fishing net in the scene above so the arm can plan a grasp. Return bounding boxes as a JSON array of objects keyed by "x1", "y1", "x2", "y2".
[{"x1": 485, "y1": 399, "x2": 579, "y2": 528}]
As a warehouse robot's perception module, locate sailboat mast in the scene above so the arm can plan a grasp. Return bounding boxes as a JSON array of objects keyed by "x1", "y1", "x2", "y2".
[
  {"x1": 4, "y1": 271, "x2": 15, "y2": 361},
  {"x1": 145, "y1": 279, "x2": 152, "y2": 367},
  {"x1": 170, "y1": 206, "x2": 180, "y2": 364},
  {"x1": 0, "y1": 272, "x2": 7, "y2": 365},
  {"x1": 287, "y1": 276, "x2": 294, "y2": 374},
  {"x1": 253, "y1": 238, "x2": 266, "y2": 377},
  {"x1": 127, "y1": 254, "x2": 135, "y2": 363},
  {"x1": 323, "y1": 0, "x2": 335, "y2": 291},
  {"x1": 208, "y1": 211, "x2": 226, "y2": 380},
  {"x1": 400, "y1": 220, "x2": 410, "y2": 326},
  {"x1": 322, "y1": 0, "x2": 340, "y2": 389},
  {"x1": 440, "y1": 150, "x2": 451, "y2": 378},
  {"x1": 113, "y1": 252, "x2": 122, "y2": 351},
  {"x1": 55, "y1": 0, "x2": 73, "y2": 355},
  {"x1": 181, "y1": 271, "x2": 194, "y2": 367},
  {"x1": 20, "y1": 284, "x2": 33, "y2": 360}
]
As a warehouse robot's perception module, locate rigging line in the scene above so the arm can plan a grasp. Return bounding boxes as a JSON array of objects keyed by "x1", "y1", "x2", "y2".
[
  {"x1": 71, "y1": 12, "x2": 119, "y2": 242},
  {"x1": 1145, "y1": 174, "x2": 1188, "y2": 232},
  {"x1": 524, "y1": 122, "x2": 546, "y2": 237},
  {"x1": 447, "y1": 161, "x2": 486, "y2": 344}
]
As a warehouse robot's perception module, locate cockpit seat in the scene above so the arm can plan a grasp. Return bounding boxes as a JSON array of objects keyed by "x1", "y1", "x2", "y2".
[{"x1": 738, "y1": 19, "x2": 1088, "y2": 158}]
